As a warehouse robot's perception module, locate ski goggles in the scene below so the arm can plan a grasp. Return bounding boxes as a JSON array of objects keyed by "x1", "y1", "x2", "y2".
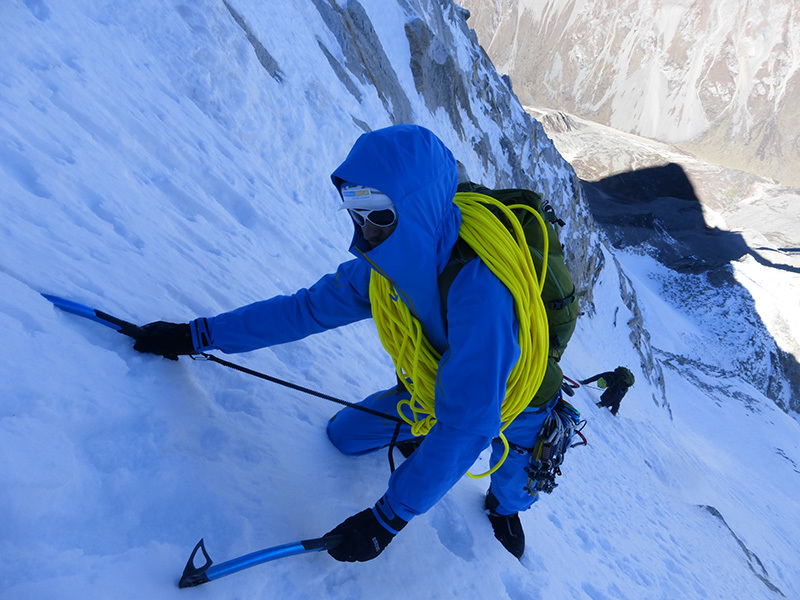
[
  {"x1": 339, "y1": 184, "x2": 397, "y2": 227},
  {"x1": 347, "y1": 206, "x2": 397, "y2": 228}
]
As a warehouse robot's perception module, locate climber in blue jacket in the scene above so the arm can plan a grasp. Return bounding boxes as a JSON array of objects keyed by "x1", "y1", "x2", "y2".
[{"x1": 133, "y1": 124, "x2": 556, "y2": 560}]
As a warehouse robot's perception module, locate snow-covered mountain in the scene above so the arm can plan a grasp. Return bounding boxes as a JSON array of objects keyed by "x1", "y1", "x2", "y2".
[
  {"x1": 459, "y1": 0, "x2": 800, "y2": 187},
  {"x1": 1, "y1": 1, "x2": 799, "y2": 599},
  {"x1": 527, "y1": 106, "x2": 800, "y2": 415}
]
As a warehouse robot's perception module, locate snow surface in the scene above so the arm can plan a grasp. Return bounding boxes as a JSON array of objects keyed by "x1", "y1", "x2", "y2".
[{"x1": 2, "y1": 1, "x2": 799, "y2": 599}]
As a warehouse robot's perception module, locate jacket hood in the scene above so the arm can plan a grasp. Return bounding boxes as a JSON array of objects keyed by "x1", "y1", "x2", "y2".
[{"x1": 331, "y1": 125, "x2": 460, "y2": 351}]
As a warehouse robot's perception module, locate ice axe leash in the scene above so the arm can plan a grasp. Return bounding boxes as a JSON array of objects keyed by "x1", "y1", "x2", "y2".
[
  {"x1": 196, "y1": 351, "x2": 407, "y2": 471},
  {"x1": 195, "y1": 352, "x2": 405, "y2": 425}
]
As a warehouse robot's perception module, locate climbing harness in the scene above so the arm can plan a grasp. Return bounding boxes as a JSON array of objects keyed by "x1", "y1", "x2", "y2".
[
  {"x1": 524, "y1": 399, "x2": 587, "y2": 496},
  {"x1": 369, "y1": 192, "x2": 551, "y2": 477}
]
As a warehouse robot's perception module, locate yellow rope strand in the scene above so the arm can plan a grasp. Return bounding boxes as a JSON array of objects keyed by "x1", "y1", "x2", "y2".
[{"x1": 369, "y1": 192, "x2": 551, "y2": 476}]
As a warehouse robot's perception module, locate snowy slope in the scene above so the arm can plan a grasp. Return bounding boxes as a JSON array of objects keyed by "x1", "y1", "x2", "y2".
[
  {"x1": 459, "y1": 0, "x2": 800, "y2": 187},
  {"x1": 1, "y1": 1, "x2": 799, "y2": 599}
]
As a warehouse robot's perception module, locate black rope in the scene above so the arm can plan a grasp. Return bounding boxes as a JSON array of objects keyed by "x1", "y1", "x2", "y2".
[
  {"x1": 387, "y1": 421, "x2": 403, "y2": 473},
  {"x1": 199, "y1": 353, "x2": 404, "y2": 424}
]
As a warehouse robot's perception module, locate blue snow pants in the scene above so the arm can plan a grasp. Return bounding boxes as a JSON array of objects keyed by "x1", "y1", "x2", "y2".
[{"x1": 326, "y1": 384, "x2": 557, "y2": 515}]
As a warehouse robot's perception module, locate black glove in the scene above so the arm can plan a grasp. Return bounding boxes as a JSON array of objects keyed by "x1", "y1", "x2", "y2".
[
  {"x1": 133, "y1": 321, "x2": 195, "y2": 360},
  {"x1": 325, "y1": 501, "x2": 407, "y2": 562}
]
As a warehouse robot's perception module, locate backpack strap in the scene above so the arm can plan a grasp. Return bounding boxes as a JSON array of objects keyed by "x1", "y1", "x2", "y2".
[
  {"x1": 546, "y1": 291, "x2": 577, "y2": 311},
  {"x1": 438, "y1": 237, "x2": 478, "y2": 313}
]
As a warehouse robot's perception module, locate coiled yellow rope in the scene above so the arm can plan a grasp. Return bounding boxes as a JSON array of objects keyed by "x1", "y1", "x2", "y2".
[{"x1": 369, "y1": 192, "x2": 550, "y2": 477}]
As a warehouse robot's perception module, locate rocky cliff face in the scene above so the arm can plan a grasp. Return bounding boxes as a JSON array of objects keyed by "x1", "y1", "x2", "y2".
[
  {"x1": 459, "y1": 0, "x2": 800, "y2": 187},
  {"x1": 313, "y1": 0, "x2": 604, "y2": 294}
]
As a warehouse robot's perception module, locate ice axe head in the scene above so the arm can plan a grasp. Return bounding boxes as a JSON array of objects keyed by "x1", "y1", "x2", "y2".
[{"x1": 178, "y1": 538, "x2": 213, "y2": 588}]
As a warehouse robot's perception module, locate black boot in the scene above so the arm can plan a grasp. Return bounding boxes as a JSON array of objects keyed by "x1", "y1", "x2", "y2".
[{"x1": 485, "y1": 490, "x2": 525, "y2": 559}]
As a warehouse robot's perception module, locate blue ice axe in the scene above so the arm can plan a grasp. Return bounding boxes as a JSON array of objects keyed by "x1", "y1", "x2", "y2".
[
  {"x1": 41, "y1": 293, "x2": 143, "y2": 338},
  {"x1": 178, "y1": 536, "x2": 342, "y2": 588}
]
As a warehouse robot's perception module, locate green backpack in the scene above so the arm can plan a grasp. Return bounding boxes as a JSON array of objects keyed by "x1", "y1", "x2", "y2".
[
  {"x1": 616, "y1": 367, "x2": 635, "y2": 387},
  {"x1": 440, "y1": 182, "x2": 580, "y2": 408}
]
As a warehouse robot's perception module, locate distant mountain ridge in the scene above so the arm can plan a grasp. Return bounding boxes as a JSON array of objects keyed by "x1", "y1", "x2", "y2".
[{"x1": 459, "y1": 0, "x2": 800, "y2": 186}]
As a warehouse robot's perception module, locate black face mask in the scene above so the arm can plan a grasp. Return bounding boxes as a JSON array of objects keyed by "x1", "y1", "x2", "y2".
[{"x1": 354, "y1": 216, "x2": 398, "y2": 249}]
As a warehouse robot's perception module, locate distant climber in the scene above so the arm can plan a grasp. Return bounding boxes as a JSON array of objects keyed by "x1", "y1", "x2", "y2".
[{"x1": 580, "y1": 367, "x2": 634, "y2": 416}]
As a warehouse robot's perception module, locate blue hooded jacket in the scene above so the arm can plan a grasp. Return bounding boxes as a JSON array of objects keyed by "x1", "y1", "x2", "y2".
[{"x1": 191, "y1": 125, "x2": 520, "y2": 523}]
